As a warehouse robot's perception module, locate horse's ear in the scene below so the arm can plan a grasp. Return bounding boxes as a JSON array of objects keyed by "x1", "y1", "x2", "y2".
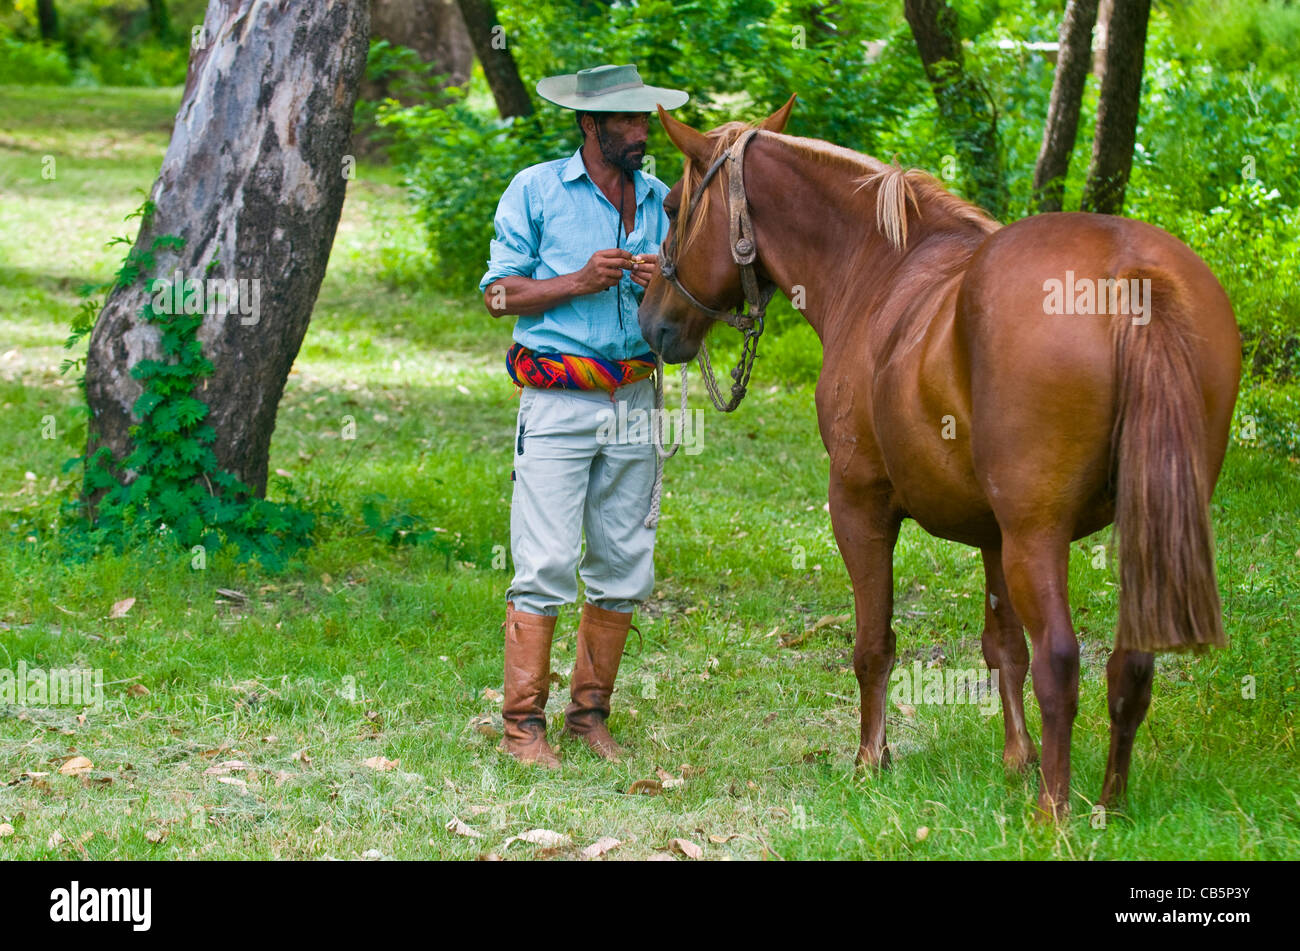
[
  {"x1": 759, "y1": 94, "x2": 797, "y2": 133},
  {"x1": 658, "y1": 104, "x2": 710, "y2": 163}
]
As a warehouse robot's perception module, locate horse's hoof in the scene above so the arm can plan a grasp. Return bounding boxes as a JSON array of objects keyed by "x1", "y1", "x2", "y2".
[
  {"x1": 855, "y1": 744, "x2": 892, "y2": 772},
  {"x1": 1003, "y1": 740, "x2": 1039, "y2": 773},
  {"x1": 1034, "y1": 792, "x2": 1070, "y2": 823}
]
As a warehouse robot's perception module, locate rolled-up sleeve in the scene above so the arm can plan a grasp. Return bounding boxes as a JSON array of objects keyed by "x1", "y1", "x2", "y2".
[{"x1": 478, "y1": 172, "x2": 541, "y2": 294}]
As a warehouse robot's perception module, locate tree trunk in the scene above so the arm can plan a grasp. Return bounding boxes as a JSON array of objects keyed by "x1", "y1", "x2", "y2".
[
  {"x1": 1033, "y1": 0, "x2": 1100, "y2": 212},
  {"x1": 904, "y1": 0, "x2": 1007, "y2": 218},
  {"x1": 37, "y1": 0, "x2": 59, "y2": 41},
  {"x1": 1081, "y1": 0, "x2": 1150, "y2": 215},
  {"x1": 84, "y1": 0, "x2": 370, "y2": 498},
  {"x1": 455, "y1": 0, "x2": 532, "y2": 118},
  {"x1": 148, "y1": 0, "x2": 172, "y2": 39},
  {"x1": 362, "y1": 0, "x2": 473, "y2": 105}
]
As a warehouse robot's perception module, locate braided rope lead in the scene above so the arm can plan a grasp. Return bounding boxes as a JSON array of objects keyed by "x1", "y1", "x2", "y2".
[{"x1": 644, "y1": 358, "x2": 689, "y2": 529}]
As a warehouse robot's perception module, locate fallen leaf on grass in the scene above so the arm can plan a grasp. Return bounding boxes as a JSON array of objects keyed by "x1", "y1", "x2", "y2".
[
  {"x1": 915, "y1": 826, "x2": 930, "y2": 842},
  {"x1": 468, "y1": 714, "x2": 500, "y2": 739},
  {"x1": 109, "y1": 598, "x2": 135, "y2": 619},
  {"x1": 292, "y1": 749, "x2": 313, "y2": 766},
  {"x1": 482, "y1": 687, "x2": 504, "y2": 704},
  {"x1": 895, "y1": 702, "x2": 916, "y2": 718},
  {"x1": 216, "y1": 776, "x2": 248, "y2": 790},
  {"x1": 0, "y1": 823, "x2": 13, "y2": 837},
  {"x1": 215, "y1": 588, "x2": 248, "y2": 602},
  {"x1": 669, "y1": 838, "x2": 703, "y2": 860},
  {"x1": 127, "y1": 684, "x2": 149, "y2": 697},
  {"x1": 626, "y1": 779, "x2": 662, "y2": 796},
  {"x1": 58, "y1": 756, "x2": 93, "y2": 776},
  {"x1": 655, "y1": 768, "x2": 685, "y2": 789},
  {"x1": 446, "y1": 817, "x2": 483, "y2": 839},
  {"x1": 503, "y1": 829, "x2": 571, "y2": 850},
  {"x1": 47, "y1": 830, "x2": 65, "y2": 848},
  {"x1": 362, "y1": 755, "x2": 399, "y2": 771},
  {"x1": 145, "y1": 828, "x2": 168, "y2": 844},
  {"x1": 809, "y1": 613, "x2": 852, "y2": 634},
  {"x1": 708, "y1": 833, "x2": 739, "y2": 844},
  {"x1": 580, "y1": 836, "x2": 621, "y2": 859}
]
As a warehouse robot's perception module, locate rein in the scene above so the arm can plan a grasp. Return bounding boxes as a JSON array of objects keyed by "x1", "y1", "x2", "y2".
[{"x1": 658, "y1": 128, "x2": 777, "y2": 412}]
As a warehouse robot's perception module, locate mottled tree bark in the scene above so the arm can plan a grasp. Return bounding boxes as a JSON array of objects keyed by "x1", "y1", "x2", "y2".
[
  {"x1": 1033, "y1": 0, "x2": 1100, "y2": 212},
  {"x1": 1081, "y1": 0, "x2": 1151, "y2": 215},
  {"x1": 455, "y1": 0, "x2": 533, "y2": 118},
  {"x1": 904, "y1": 0, "x2": 1007, "y2": 218},
  {"x1": 84, "y1": 0, "x2": 370, "y2": 498},
  {"x1": 362, "y1": 0, "x2": 473, "y2": 105}
]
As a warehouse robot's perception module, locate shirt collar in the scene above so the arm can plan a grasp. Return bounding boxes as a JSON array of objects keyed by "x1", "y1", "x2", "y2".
[{"x1": 561, "y1": 146, "x2": 650, "y2": 206}]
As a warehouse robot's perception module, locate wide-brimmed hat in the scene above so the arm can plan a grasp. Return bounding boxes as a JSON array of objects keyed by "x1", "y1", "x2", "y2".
[{"x1": 535, "y1": 64, "x2": 689, "y2": 112}]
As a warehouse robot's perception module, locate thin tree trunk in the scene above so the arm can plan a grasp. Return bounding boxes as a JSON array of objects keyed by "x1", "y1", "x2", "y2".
[
  {"x1": 37, "y1": 0, "x2": 59, "y2": 41},
  {"x1": 148, "y1": 0, "x2": 172, "y2": 39},
  {"x1": 84, "y1": 0, "x2": 370, "y2": 498},
  {"x1": 1081, "y1": 0, "x2": 1151, "y2": 215},
  {"x1": 904, "y1": 0, "x2": 1007, "y2": 218},
  {"x1": 1033, "y1": 0, "x2": 1100, "y2": 212},
  {"x1": 363, "y1": 0, "x2": 473, "y2": 105},
  {"x1": 455, "y1": 0, "x2": 532, "y2": 118}
]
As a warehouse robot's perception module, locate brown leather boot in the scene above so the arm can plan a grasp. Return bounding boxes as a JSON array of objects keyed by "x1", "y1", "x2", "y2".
[
  {"x1": 501, "y1": 601, "x2": 560, "y2": 768},
  {"x1": 564, "y1": 602, "x2": 634, "y2": 760}
]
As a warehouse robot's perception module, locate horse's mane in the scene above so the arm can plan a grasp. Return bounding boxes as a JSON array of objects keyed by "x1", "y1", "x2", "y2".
[{"x1": 679, "y1": 122, "x2": 999, "y2": 254}]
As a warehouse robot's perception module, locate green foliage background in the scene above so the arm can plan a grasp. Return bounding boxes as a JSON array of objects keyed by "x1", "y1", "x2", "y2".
[{"x1": 354, "y1": 0, "x2": 1300, "y2": 397}]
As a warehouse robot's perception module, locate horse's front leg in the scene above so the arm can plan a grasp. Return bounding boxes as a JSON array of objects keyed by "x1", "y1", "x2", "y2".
[{"x1": 828, "y1": 474, "x2": 903, "y2": 769}]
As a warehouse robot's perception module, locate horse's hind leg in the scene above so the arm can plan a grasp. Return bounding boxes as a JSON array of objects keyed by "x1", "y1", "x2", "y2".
[
  {"x1": 1000, "y1": 531, "x2": 1079, "y2": 820},
  {"x1": 1099, "y1": 648, "x2": 1154, "y2": 808},
  {"x1": 980, "y1": 546, "x2": 1038, "y2": 771},
  {"x1": 828, "y1": 478, "x2": 902, "y2": 769}
]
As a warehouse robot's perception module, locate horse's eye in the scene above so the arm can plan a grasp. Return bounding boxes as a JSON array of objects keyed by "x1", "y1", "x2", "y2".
[{"x1": 665, "y1": 206, "x2": 678, "y2": 220}]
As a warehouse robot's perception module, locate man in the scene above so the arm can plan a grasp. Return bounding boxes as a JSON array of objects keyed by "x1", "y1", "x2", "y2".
[{"x1": 479, "y1": 65, "x2": 690, "y2": 768}]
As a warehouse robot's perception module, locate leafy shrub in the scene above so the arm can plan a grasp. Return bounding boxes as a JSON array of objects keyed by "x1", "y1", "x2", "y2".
[
  {"x1": 1168, "y1": 181, "x2": 1300, "y2": 382},
  {"x1": 0, "y1": 36, "x2": 73, "y2": 84},
  {"x1": 379, "y1": 90, "x2": 570, "y2": 293}
]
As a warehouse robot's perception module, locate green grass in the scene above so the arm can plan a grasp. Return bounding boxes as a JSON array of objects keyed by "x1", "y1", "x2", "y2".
[{"x1": 0, "y1": 86, "x2": 1296, "y2": 860}]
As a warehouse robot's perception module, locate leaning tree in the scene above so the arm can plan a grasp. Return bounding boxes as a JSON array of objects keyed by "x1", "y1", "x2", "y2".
[{"x1": 83, "y1": 0, "x2": 370, "y2": 501}]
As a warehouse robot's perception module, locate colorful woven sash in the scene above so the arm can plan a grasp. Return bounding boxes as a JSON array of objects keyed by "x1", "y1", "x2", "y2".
[{"x1": 506, "y1": 342, "x2": 657, "y2": 392}]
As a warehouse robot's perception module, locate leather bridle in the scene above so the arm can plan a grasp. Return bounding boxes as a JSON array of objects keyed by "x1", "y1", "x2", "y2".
[{"x1": 657, "y1": 128, "x2": 777, "y2": 411}]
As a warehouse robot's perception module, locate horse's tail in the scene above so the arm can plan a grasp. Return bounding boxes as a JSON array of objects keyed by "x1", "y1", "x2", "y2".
[{"x1": 1111, "y1": 268, "x2": 1227, "y2": 653}]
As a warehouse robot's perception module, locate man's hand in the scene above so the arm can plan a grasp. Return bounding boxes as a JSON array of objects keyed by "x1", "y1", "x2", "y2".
[
  {"x1": 628, "y1": 253, "x2": 660, "y2": 289},
  {"x1": 571, "y1": 248, "x2": 636, "y2": 295}
]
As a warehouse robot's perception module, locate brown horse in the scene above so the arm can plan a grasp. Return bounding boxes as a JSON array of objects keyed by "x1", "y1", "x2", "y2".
[{"x1": 638, "y1": 97, "x2": 1241, "y2": 819}]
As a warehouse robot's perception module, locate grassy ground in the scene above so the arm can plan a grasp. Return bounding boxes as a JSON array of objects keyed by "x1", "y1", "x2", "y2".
[{"x1": 0, "y1": 86, "x2": 1296, "y2": 860}]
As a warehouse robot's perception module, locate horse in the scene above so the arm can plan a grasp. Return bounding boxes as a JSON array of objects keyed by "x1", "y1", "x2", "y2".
[{"x1": 637, "y1": 96, "x2": 1241, "y2": 819}]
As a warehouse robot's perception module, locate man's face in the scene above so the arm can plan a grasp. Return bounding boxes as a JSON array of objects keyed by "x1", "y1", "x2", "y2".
[{"x1": 590, "y1": 112, "x2": 650, "y2": 174}]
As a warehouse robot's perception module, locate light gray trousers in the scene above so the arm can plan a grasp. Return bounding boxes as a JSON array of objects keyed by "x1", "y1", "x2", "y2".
[{"x1": 506, "y1": 379, "x2": 657, "y2": 616}]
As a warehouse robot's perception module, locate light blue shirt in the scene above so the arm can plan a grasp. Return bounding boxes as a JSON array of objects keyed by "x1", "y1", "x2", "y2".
[{"x1": 478, "y1": 146, "x2": 671, "y2": 361}]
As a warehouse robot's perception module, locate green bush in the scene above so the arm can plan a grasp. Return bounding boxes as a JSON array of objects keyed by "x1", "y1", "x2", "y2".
[
  {"x1": 378, "y1": 90, "x2": 571, "y2": 294},
  {"x1": 1164, "y1": 180, "x2": 1300, "y2": 382},
  {"x1": 0, "y1": 36, "x2": 73, "y2": 84}
]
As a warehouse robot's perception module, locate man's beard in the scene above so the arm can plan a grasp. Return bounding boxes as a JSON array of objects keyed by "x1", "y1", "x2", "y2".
[{"x1": 597, "y1": 124, "x2": 644, "y2": 175}]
